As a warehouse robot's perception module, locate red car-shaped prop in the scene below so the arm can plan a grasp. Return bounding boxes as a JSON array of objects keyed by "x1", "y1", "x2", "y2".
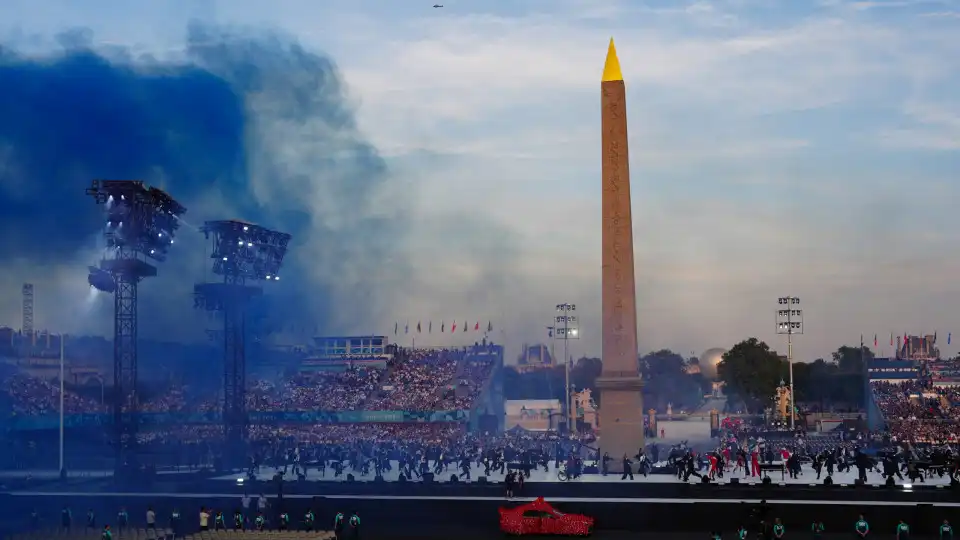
[{"x1": 499, "y1": 497, "x2": 594, "y2": 536}]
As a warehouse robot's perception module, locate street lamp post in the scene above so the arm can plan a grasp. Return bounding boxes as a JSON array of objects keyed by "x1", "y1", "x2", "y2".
[
  {"x1": 59, "y1": 333, "x2": 65, "y2": 477},
  {"x1": 94, "y1": 375, "x2": 105, "y2": 407},
  {"x1": 776, "y1": 297, "x2": 803, "y2": 430},
  {"x1": 554, "y1": 303, "x2": 579, "y2": 432}
]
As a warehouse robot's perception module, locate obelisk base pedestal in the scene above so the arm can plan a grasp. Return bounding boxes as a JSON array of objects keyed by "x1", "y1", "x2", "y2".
[{"x1": 596, "y1": 376, "x2": 644, "y2": 473}]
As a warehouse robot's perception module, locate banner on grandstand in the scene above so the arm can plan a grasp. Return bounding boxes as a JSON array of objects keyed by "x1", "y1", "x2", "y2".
[
  {"x1": 504, "y1": 399, "x2": 562, "y2": 432},
  {"x1": 300, "y1": 356, "x2": 389, "y2": 372},
  {"x1": 866, "y1": 358, "x2": 917, "y2": 381},
  {"x1": 6, "y1": 409, "x2": 471, "y2": 431}
]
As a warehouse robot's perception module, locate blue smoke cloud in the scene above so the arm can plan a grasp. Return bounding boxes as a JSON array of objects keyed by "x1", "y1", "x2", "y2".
[{"x1": 0, "y1": 24, "x2": 406, "y2": 336}]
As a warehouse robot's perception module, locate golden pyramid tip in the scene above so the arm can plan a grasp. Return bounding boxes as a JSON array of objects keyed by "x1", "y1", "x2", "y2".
[{"x1": 602, "y1": 37, "x2": 623, "y2": 82}]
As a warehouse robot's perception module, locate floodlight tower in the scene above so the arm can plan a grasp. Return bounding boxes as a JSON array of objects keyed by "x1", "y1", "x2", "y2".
[
  {"x1": 194, "y1": 220, "x2": 291, "y2": 468},
  {"x1": 86, "y1": 180, "x2": 187, "y2": 473},
  {"x1": 554, "y1": 303, "x2": 579, "y2": 431},
  {"x1": 776, "y1": 296, "x2": 803, "y2": 430}
]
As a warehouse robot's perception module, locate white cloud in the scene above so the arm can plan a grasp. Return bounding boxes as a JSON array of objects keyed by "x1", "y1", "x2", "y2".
[
  {"x1": 337, "y1": 7, "x2": 953, "y2": 162},
  {"x1": 877, "y1": 101, "x2": 960, "y2": 149},
  {"x1": 920, "y1": 10, "x2": 960, "y2": 17},
  {"x1": 330, "y1": 2, "x2": 960, "y2": 361},
  {"x1": 848, "y1": 0, "x2": 950, "y2": 10}
]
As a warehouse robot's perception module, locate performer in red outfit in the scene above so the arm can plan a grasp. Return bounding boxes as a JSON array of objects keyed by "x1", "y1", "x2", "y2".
[{"x1": 708, "y1": 453, "x2": 719, "y2": 479}]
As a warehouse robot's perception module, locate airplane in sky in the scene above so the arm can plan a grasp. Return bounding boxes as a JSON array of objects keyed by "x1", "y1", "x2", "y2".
[{"x1": 433, "y1": 4, "x2": 443, "y2": 7}]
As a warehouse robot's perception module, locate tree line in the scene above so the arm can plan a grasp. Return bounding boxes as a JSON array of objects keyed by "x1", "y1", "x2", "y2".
[
  {"x1": 502, "y1": 339, "x2": 872, "y2": 413},
  {"x1": 717, "y1": 338, "x2": 869, "y2": 413},
  {"x1": 502, "y1": 350, "x2": 711, "y2": 411}
]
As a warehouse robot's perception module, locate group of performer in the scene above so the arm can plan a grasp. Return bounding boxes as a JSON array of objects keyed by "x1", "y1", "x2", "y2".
[
  {"x1": 243, "y1": 425, "x2": 960, "y2": 490},
  {"x1": 692, "y1": 438, "x2": 960, "y2": 486}
]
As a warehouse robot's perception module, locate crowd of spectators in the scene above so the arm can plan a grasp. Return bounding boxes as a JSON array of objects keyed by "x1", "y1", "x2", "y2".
[
  {"x1": 1, "y1": 373, "x2": 103, "y2": 415},
  {"x1": 244, "y1": 368, "x2": 382, "y2": 411},
  {"x1": 871, "y1": 381, "x2": 960, "y2": 442},
  {"x1": 140, "y1": 389, "x2": 191, "y2": 413},
  {"x1": 928, "y1": 359, "x2": 960, "y2": 384},
  {"x1": 884, "y1": 419, "x2": 960, "y2": 444},
  {"x1": 364, "y1": 349, "x2": 462, "y2": 411},
  {"x1": 437, "y1": 352, "x2": 496, "y2": 410},
  {"x1": 1, "y1": 346, "x2": 498, "y2": 417},
  {"x1": 0, "y1": 343, "x2": 555, "y2": 473},
  {"x1": 872, "y1": 381, "x2": 941, "y2": 420},
  {"x1": 249, "y1": 423, "x2": 466, "y2": 446}
]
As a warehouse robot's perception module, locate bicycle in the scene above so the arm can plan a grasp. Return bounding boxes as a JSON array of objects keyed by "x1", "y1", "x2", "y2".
[
  {"x1": 557, "y1": 462, "x2": 578, "y2": 481},
  {"x1": 557, "y1": 462, "x2": 569, "y2": 481}
]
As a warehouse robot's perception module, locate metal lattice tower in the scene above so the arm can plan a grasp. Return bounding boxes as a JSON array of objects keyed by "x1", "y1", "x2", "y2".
[
  {"x1": 86, "y1": 180, "x2": 186, "y2": 474},
  {"x1": 224, "y1": 272, "x2": 249, "y2": 457},
  {"x1": 109, "y1": 248, "x2": 149, "y2": 470},
  {"x1": 194, "y1": 220, "x2": 290, "y2": 469},
  {"x1": 21, "y1": 283, "x2": 34, "y2": 341}
]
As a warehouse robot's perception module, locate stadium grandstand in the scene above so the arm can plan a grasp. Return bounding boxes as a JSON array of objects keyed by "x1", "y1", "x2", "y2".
[
  {"x1": 0, "y1": 329, "x2": 505, "y2": 471},
  {"x1": 8, "y1": 320, "x2": 960, "y2": 496},
  {"x1": 866, "y1": 335, "x2": 960, "y2": 444}
]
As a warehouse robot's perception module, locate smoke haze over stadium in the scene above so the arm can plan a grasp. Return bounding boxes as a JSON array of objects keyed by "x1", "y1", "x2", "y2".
[{"x1": 0, "y1": 0, "x2": 958, "y2": 362}]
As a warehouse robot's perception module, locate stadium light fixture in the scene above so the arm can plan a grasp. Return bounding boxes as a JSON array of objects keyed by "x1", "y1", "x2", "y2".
[
  {"x1": 555, "y1": 303, "x2": 579, "y2": 431},
  {"x1": 93, "y1": 182, "x2": 187, "y2": 263},
  {"x1": 87, "y1": 266, "x2": 116, "y2": 293},
  {"x1": 776, "y1": 296, "x2": 803, "y2": 430},
  {"x1": 201, "y1": 220, "x2": 291, "y2": 282}
]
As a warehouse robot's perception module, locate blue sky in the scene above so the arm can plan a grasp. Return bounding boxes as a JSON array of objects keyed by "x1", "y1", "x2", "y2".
[{"x1": 1, "y1": 0, "x2": 958, "y2": 362}]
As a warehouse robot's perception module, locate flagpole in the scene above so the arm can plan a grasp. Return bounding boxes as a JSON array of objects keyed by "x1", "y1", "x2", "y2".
[
  {"x1": 497, "y1": 309, "x2": 507, "y2": 362},
  {"x1": 860, "y1": 333, "x2": 864, "y2": 373}
]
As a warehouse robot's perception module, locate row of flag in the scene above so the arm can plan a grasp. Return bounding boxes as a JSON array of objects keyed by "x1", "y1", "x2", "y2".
[
  {"x1": 862, "y1": 332, "x2": 952, "y2": 347},
  {"x1": 394, "y1": 321, "x2": 493, "y2": 334}
]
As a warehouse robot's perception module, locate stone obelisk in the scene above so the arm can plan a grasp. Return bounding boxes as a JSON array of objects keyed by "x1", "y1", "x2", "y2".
[{"x1": 595, "y1": 38, "x2": 644, "y2": 472}]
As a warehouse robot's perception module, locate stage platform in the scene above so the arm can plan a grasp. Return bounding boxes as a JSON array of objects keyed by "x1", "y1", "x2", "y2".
[
  {"x1": 3, "y1": 461, "x2": 950, "y2": 490},
  {"x1": 211, "y1": 461, "x2": 954, "y2": 488},
  {"x1": 4, "y1": 461, "x2": 954, "y2": 505},
  {"x1": 3, "y1": 460, "x2": 960, "y2": 536}
]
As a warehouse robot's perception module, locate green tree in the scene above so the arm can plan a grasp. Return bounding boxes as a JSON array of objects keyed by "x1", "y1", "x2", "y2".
[
  {"x1": 791, "y1": 361, "x2": 812, "y2": 403},
  {"x1": 780, "y1": 355, "x2": 865, "y2": 409},
  {"x1": 570, "y1": 356, "x2": 602, "y2": 397},
  {"x1": 792, "y1": 358, "x2": 832, "y2": 405},
  {"x1": 717, "y1": 338, "x2": 784, "y2": 413},
  {"x1": 639, "y1": 349, "x2": 703, "y2": 410},
  {"x1": 639, "y1": 349, "x2": 686, "y2": 377},
  {"x1": 832, "y1": 345, "x2": 874, "y2": 374}
]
